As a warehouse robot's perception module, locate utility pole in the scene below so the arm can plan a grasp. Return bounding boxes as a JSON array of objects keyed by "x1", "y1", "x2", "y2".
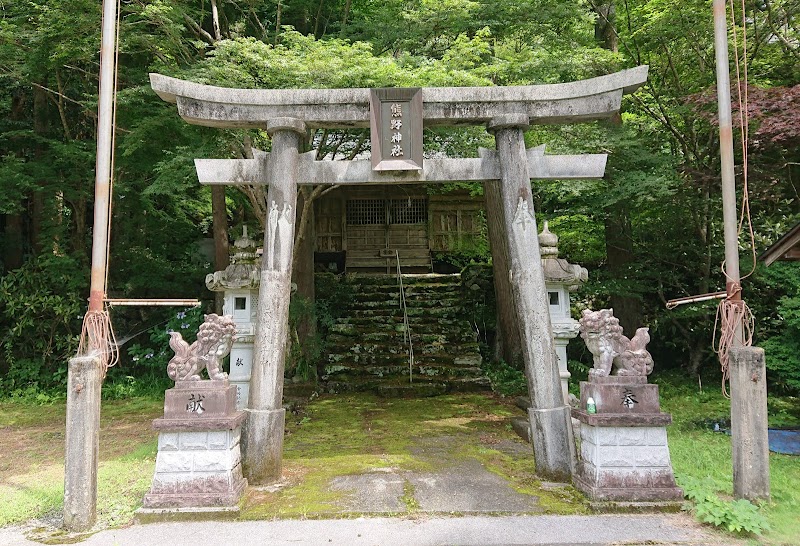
[
  {"x1": 711, "y1": 0, "x2": 770, "y2": 501},
  {"x1": 63, "y1": 0, "x2": 118, "y2": 530}
]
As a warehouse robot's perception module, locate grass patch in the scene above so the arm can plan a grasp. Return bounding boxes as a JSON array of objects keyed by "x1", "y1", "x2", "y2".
[
  {"x1": 658, "y1": 371, "x2": 800, "y2": 544},
  {"x1": 400, "y1": 480, "x2": 420, "y2": 511},
  {"x1": 2, "y1": 378, "x2": 796, "y2": 545},
  {"x1": 0, "y1": 396, "x2": 161, "y2": 530},
  {"x1": 0, "y1": 465, "x2": 63, "y2": 526}
]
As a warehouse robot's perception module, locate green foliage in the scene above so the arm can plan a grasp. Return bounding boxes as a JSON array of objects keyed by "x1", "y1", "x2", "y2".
[
  {"x1": 121, "y1": 306, "x2": 204, "y2": 386},
  {"x1": 482, "y1": 359, "x2": 527, "y2": 396},
  {"x1": 0, "y1": 255, "x2": 85, "y2": 393},
  {"x1": 286, "y1": 274, "x2": 359, "y2": 383},
  {"x1": 1, "y1": 0, "x2": 798, "y2": 402},
  {"x1": 287, "y1": 295, "x2": 322, "y2": 383},
  {"x1": 756, "y1": 262, "x2": 800, "y2": 393},
  {"x1": 680, "y1": 476, "x2": 770, "y2": 536}
]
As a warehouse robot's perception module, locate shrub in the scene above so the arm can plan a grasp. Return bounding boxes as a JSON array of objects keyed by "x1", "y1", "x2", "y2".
[
  {"x1": 0, "y1": 255, "x2": 86, "y2": 394},
  {"x1": 680, "y1": 476, "x2": 770, "y2": 536}
]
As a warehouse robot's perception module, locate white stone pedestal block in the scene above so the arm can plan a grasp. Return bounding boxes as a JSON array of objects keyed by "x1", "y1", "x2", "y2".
[
  {"x1": 575, "y1": 422, "x2": 682, "y2": 501},
  {"x1": 143, "y1": 413, "x2": 248, "y2": 509}
]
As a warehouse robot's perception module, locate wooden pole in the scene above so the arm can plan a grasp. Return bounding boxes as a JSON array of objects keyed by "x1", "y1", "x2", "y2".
[
  {"x1": 64, "y1": 0, "x2": 118, "y2": 530},
  {"x1": 711, "y1": 0, "x2": 769, "y2": 500}
]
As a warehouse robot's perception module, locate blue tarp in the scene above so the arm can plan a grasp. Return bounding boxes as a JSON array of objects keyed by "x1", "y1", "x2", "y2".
[{"x1": 768, "y1": 429, "x2": 800, "y2": 455}]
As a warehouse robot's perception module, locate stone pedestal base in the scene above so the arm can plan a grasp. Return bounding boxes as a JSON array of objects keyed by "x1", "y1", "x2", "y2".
[
  {"x1": 242, "y1": 408, "x2": 286, "y2": 484},
  {"x1": 143, "y1": 412, "x2": 247, "y2": 509},
  {"x1": 572, "y1": 410, "x2": 682, "y2": 502},
  {"x1": 528, "y1": 406, "x2": 574, "y2": 482}
]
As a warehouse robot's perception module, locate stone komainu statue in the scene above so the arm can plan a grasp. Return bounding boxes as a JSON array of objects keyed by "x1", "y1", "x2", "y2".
[
  {"x1": 167, "y1": 313, "x2": 236, "y2": 381},
  {"x1": 579, "y1": 308, "x2": 654, "y2": 377}
]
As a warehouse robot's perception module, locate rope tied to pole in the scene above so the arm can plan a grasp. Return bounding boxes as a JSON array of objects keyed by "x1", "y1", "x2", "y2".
[
  {"x1": 710, "y1": 0, "x2": 757, "y2": 398},
  {"x1": 78, "y1": 308, "x2": 119, "y2": 378},
  {"x1": 712, "y1": 281, "x2": 754, "y2": 398}
]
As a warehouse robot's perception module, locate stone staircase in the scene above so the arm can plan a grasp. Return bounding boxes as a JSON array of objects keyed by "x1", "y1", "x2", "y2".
[{"x1": 322, "y1": 274, "x2": 490, "y2": 397}]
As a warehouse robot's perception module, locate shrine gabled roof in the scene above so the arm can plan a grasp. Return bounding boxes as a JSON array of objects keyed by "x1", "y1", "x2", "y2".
[
  {"x1": 760, "y1": 221, "x2": 800, "y2": 266},
  {"x1": 149, "y1": 67, "x2": 648, "y2": 129}
]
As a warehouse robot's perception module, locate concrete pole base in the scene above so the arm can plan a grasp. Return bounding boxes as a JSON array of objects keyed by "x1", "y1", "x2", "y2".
[
  {"x1": 528, "y1": 406, "x2": 574, "y2": 482},
  {"x1": 242, "y1": 408, "x2": 286, "y2": 484},
  {"x1": 730, "y1": 346, "x2": 770, "y2": 501},
  {"x1": 63, "y1": 353, "x2": 103, "y2": 531}
]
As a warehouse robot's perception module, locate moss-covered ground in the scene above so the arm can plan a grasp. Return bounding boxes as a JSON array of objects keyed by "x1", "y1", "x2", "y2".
[
  {"x1": 1, "y1": 384, "x2": 797, "y2": 545},
  {"x1": 240, "y1": 393, "x2": 586, "y2": 519}
]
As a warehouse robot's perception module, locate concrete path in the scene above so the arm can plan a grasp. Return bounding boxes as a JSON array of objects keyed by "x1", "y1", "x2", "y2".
[{"x1": 0, "y1": 514, "x2": 740, "y2": 546}]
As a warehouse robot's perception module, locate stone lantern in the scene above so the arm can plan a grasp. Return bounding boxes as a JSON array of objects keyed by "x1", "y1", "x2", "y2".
[
  {"x1": 206, "y1": 227, "x2": 261, "y2": 409},
  {"x1": 540, "y1": 222, "x2": 588, "y2": 402}
]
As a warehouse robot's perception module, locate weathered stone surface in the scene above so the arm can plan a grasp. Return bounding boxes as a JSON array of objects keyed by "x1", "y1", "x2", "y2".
[
  {"x1": 152, "y1": 412, "x2": 247, "y2": 432},
  {"x1": 144, "y1": 423, "x2": 248, "y2": 510},
  {"x1": 321, "y1": 273, "x2": 488, "y2": 396},
  {"x1": 578, "y1": 380, "x2": 661, "y2": 415},
  {"x1": 580, "y1": 309, "x2": 654, "y2": 378},
  {"x1": 158, "y1": 432, "x2": 180, "y2": 451},
  {"x1": 242, "y1": 408, "x2": 286, "y2": 483},
  {"x1": 243, "y1": 121, "x2": 304, "y2": 485},
  {"x1": 167, "y1": 314, "x2": 236, "y2": 382},
  {"x1": 729, "y1": 346, "x2": 770, "y2": 500},
  {"x1": 150, "y1": 67, "x2": 648, "y2": 129},
  {"x1": 163, "y1": 381, "x2": 237, "y2": 419},
  {"x1": 195, "y1": 146, "x2": 607, "y2": 187},
  {"x1": 490, "y1": 120, "x2": 574, "y2": 482},
  {"x1": 64, "y1": 353, "x2": 103, "y2": 531},
  {"x1": 573, "y1": 421, "x2": 682, "y2": 502},
  {"x1": 571, "y1": 409, "x2": 672, "y2": 428}
]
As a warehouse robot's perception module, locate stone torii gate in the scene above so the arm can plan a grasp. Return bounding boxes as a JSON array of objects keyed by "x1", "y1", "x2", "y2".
[{"x1": 150, "y1": 66, "x2": 648, "y2": 484}]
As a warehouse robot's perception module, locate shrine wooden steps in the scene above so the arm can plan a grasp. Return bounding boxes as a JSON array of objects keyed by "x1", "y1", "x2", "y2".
[
  {"x1": 320, "y1": 273, "x2": 490, "y2": 397},
  {"x1": 344, "y1": 249, "x2": 433, "y2": 274}
]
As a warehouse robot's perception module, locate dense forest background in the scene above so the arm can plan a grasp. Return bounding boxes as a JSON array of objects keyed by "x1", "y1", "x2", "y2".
[{"x1": 1, "y1": 0, "x2": 798, "y2": 395}]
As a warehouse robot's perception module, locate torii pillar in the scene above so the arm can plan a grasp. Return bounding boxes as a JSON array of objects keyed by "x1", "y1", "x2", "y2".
[
  {"x1": 243, "y1": 118, "x2": 305, "y2": 483},
  {"x1": 489, "y1": 114, "x2": 574, "y2": 480}
]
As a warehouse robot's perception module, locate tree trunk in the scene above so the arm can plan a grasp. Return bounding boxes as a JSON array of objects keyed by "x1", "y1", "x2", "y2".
[
  {"x1": 212, "y1": 185, "x2": 229, "y2": 314},
  {"x1": 604, "y1": 205, "x2": 642, "y2": 336},
  {"x1": 593, "y1": 3, "x2": 618, "y2": 53},
  {"x1": 292, "y1": 190, "x2": 317, "y2": 343},
  {"x1": 210, "y1": 0, "x2": 223, "y2": 41},
  {"x1": 32, "y1": 82, "x2": 49, "y2": 256},
  {"x1": 313, "y1": 0, "x2": 325, "y2": 38},
  {"x1": 593, "y1": 1, "x2": 641, "y2": 335},
  {"x1": 3, "y1": 93, "x2": 26, "y2": 271},
  {"x1": 483, "y1": 179, "x2": 524, "y2": 368},
  {"x1": 274, "y1": 0, "x2": 283, "y2": 45},
  {"x1": 2, "y1": 214, "x2": 24, "y2": 271},
  {"x1": 341, "y1": 0, "x2": 352, "y2": 34}
]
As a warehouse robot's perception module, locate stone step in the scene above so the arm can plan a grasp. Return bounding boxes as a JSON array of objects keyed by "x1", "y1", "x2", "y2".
[
  {"x1": 322, "y1": 363, "x2": 484, "y2": 379},
  {"x1": 320, "y1": 272, "x2": 487, "y2": 398},
  {"x1": 327, "y1": 330, "x2": 476, "y2": 344},
  {"x1": 344, "y1": 274, "x2": 461, "y2": 288},
  {"x1": 345, "y1": 285, "x2": 461, "y2": 297},
  {"x1": 332, "y1": 316, "x2": 466, "y2": 328},
  {"x1": 325, "y1": 340, "x2": 481, "y2": 357},
  {"x1": 323, "y1": 376, "x2": 491, "y2": 397},
  {"x1": 326, "y1": 352, "x2": 482, "y2": 368},
  {"x1": 344, "y1": 306, "x2": 462, "y2": 319},
  {"x1": 347, "y1": 298, "x2": 461, "y2": 311}
]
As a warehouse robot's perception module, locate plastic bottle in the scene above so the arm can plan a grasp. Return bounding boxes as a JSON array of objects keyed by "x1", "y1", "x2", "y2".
[{"x1": 586, "y1": 397, "x2": 597, "y2": 414}]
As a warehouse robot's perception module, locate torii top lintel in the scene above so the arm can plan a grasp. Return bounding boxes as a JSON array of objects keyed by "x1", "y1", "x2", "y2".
[{"x1": 149, "y1": 66, "x2": 648, "y2": 130}]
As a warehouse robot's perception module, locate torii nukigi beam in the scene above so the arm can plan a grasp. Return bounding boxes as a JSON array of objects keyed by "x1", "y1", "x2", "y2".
[
  {"x1": 193, "y1": 146, "x2": 607, "y2": 186},
  {"x1": 150, "y1": 66, "x2": 648, "y2": 484}
]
